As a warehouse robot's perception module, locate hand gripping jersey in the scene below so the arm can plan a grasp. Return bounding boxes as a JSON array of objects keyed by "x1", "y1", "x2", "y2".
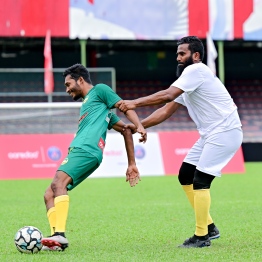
[
  {"x1": 69, "y1": 84, "x2": 121, "y2": 163},
  {"x1": 172, "y1": 63, "x2": 242, "y2": 137}
]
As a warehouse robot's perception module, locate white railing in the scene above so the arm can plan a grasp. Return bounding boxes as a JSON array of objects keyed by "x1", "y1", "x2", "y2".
[{"x1": 0, "y1": 67, "x2": 116, "y2": 102}]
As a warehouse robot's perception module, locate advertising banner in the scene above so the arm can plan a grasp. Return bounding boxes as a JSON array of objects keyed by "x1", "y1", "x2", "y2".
[
  {"x1": 158, "y1": 131, "x2": 200, "y2": 175},
  {"x1": 0, "y1": 132, "x2": 244, "y2": 180},
  {"x1": 92, "y1": 132, "x2": 164, "y2": 178},
  {"x1": 0, "y1": 0, "x2": 259, "y2": 40},
  {"x1": 0, "y1": 134, "x2": 73, "y2": 180},
  {"x1": 0, "y1": 0, "x2": 68, "y2": 37},
  {"x1": 158, "y1": 131, "x2": 245, "y2": 175}
]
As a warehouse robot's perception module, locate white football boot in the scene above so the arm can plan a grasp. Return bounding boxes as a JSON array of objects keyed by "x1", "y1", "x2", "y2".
[
  {"x1": 41, "y1": 234, "x2": 69, "y2": 251},
  {"x1": 41, "y1": 245, "x2": 63, "y2": 251}
]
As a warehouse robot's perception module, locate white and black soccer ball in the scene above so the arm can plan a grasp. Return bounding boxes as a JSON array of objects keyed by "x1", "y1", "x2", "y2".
[{"x1": 14, "y1": 226, "x2": 43, "y2": 254}]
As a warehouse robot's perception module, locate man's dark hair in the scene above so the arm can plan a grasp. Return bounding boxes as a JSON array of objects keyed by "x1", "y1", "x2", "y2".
[
  {"x1": 63, "y1": 63, "x2": 92, "y2": 84},
  {"x1": 177, "y1": 36, "x2": 205, "y2": 61}
]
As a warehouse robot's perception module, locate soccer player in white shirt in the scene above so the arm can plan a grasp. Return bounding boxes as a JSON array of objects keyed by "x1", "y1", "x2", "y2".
[{"x1": 119, "y1": 36, "x2": 243, "y2": 248}]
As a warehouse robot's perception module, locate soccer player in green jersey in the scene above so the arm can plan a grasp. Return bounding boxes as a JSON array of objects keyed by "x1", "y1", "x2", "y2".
[{"x1": 41, "y1": 64, "x2": 146, "y2": 251}]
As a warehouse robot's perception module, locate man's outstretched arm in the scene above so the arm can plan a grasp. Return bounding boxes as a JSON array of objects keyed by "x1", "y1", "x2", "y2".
[
  {"x1": 114, "y1": 101, "x2": 147, "y2": 143},
  {"x1": 119, "y1": 86, "x2": 184, "y2": 112},
  {"x1": 112, "y1": 121, "x2": 140, "y2": 187},
  {"x1": 142, "y1": 101, "x2": 181, "y2": 129},
  {"x1": 124, "y1": 102, "x2": 182, "y2": 139}
]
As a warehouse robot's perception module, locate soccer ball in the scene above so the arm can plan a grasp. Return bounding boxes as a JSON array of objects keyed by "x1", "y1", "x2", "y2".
[{"x1": 14, "y1": 226, "x2": 43, "y2": 254}]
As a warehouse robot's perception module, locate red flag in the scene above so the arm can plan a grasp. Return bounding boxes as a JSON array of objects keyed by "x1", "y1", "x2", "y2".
[{"x1": 44, "y1": 30, "x2": 54, "y2": 94}]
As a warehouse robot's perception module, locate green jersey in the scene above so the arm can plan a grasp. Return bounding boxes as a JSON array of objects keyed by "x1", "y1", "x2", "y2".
[{"x1": 69, "y1": 83, "x2": 121, "y2": 163}]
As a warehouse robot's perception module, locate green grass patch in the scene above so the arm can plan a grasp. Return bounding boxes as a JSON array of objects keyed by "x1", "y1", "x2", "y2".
[{"x1": 0, "y1": 162, "x2": 262, "y2": 262}]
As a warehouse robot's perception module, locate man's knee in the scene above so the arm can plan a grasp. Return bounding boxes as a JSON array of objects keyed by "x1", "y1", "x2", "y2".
[
  {"x1": 193, "y1": 170, "x2": 215, "y2": 190},
  {"x1": 178, "y1": 162, "x2": 196, "y2": 185},
  {"x1": 51, "y1": 171, "x2": 72, "y2": 194},
  {"x1": 44, "y1": 186, "x2": 54, "y2": 204}
]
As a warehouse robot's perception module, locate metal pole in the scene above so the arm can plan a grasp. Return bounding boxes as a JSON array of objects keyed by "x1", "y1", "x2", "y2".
[
  {"x1": 47, "y1": 94, "x2": 53, "y2": 132},
  {"x1": 217, "y1": 41, "x2": 225, "y2": 84},
  {"x1": 48, "y1": 94, "x2": 53, "y2": 103},
  {"x1": 80, "y1": 39, "x2": 87, "y2": 67}
]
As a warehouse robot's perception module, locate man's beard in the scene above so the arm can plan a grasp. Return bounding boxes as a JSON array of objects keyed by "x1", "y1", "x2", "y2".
[
  {"x1": 73, "y1": 93, "x2": 82, "y2": 101},
  {"x1": 176, "y1": 56, "x2": 194, "y2": 77},
  {"x1": 71, "y1": 83, "x2": 82, "y2": 101}
]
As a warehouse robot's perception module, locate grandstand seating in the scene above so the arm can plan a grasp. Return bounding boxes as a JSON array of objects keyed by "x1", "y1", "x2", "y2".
[
  {"x1": 115, "y1": 80, "x2": 195, "y2": 132},
  {"x1": 116, "y1": 79, "x2": 262, "y2": 142},
  {"x1": 226, "y1": 80, "x2": 262, "y2": 142},
  {"x1": 0, "y1": 77, "x2": 261, "y2": 142}
]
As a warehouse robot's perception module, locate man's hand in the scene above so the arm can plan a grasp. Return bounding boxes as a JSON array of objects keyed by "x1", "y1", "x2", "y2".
[
  {"x1": 119, "y1": 100, "x2": 136, "y2": 113},
  {"x1": 126, "y1": 164, "x2": 141, "y2": 187},
  {"x1": 122, "y1": 124, "x2": 147, "y2": 143},
  {"x1": 123, "y1": 124, "x2": 137, "y2": 134},
  {"x1": 136, "y1": 125, "x2": 147, "y2": 143}
]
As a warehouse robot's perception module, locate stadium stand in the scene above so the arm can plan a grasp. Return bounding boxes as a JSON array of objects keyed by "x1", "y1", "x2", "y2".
[
  {"x1": 0, "y1": 77, "x2": 262, "y2": 142},
  {"x1": 227, "y1": 80, "x2": 262, "y2": 142},
  {"x1": 116, "y1": 79, "x2": 262, "y2": 142},
  {"x1": 116, "y1": 80, "x2": 195, "y2": 132}
]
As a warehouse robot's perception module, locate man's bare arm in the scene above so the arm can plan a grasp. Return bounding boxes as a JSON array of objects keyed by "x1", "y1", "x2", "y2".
[
  {"x1": 119, "y1": 86, "x2": 184, "y2": 112},
  {"x1": 142, "y1": 101, "x2": 182, "y2": 128},
  {"x1": 112, "y1": 121, "x2": 140, "y2": 186},
  {"x1": 114, "y1": 101, "x2": 147, "y2": 142},
  {"x1": 125, "y1": 102, "x2": 182, "y2": 135}
]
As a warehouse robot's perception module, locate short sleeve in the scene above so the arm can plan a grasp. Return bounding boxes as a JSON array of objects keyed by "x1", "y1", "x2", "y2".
[
  {"x1": 174, "y1": 95, "x2": 185, "y2": 106},
  {"x1": 108, "y1": 112, "x2": 120, "y2": 130},
  {"x1": 171, "y1": 64, "x2": 204, "y2": 93},
  {"x1": 95, "y1": 84, "x2": 122, "y2": 109}
]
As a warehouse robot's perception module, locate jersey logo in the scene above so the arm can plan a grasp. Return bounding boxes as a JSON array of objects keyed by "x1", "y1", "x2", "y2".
[
  {"x1": 105, "y1": 110, "x2": 112, "y2": 123},
  {"x1": 83, "y1": 96, "x2": 89, "y2": 103},
  {"x1": 98, "y1": 138, "x2": 105, "y2": 152},
  {"x1": 61, "y1": 157, "x2": 69, "y2": 165}
]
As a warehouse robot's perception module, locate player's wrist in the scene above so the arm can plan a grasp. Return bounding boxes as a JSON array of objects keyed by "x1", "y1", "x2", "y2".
[
  {"x1": 133, "y1": 99, "x2": 139, "y2": 108},
  {"x1": 121, "y1": 127, "x2": 132, "y2": 136},
  {"x1": 136, "y1": 123, "x2": 142, "y2": 129}
]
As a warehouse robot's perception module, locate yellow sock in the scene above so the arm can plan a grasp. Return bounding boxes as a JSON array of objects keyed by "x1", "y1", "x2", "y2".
[
  {"x1": 182, "y1": 185, "x2": 194, "y2": 207},
  {"x1": 182, "y1": 185, "x2": 213, "y2": 225},
  {"x1": 54, "y1": 195, "x2": 69, "y2": 233},
  {"x1": 194, "y1": 189, "x2": 211, "y2": 236},
  {"x1": 47, "y1": 207, "x2": 56, "y2": 235}
]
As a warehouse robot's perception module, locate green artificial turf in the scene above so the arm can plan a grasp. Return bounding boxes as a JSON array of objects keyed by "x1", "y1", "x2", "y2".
[{"x1": 0, "y1": 162, "x2": 261, "y2": 262}]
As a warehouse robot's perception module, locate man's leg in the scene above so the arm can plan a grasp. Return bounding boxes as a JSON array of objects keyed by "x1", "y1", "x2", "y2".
[
  {"x1": 44, "y1": 186, "x2": 56, "y2": 236},
  {"x1": 41, "y1": 171, "x2": 72, "y2": 250},
  {"x1": 41, "y1": 148, "x2": 100, "y2": 251},
  {"x1": 193, "y1": 170, "x2": 215, "y2": 238},
  {"x1": 178, "y1": 169, "x2": 215, "y2": 248},
  {"x1": 178, "y1": 163, "x2": 216, "y2": 230},
  {"x1": 178, "y1": 163, "x2": 220, "y2": 248},
  {"x1": 193, "y1": 128, "x2": 242, "y2": 242},
  {"x1": 51, "y1": 171, "x2": 71, "y2": 236}
]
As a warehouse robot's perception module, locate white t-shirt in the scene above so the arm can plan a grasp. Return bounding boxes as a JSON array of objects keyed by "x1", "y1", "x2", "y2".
[{"x1": 172, "y1": 63, "x2": 242, "y2": 137}]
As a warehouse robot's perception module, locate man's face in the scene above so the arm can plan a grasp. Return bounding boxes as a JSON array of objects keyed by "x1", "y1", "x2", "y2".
[
  {"x1": 64, "y1": 75, "x2": 83, "y2": 101},
  {"x1": 176, "y1": 43, "x2": 194, "y2": 77}
]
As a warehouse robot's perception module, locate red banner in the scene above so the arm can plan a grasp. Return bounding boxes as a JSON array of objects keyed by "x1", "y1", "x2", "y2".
[
  {"x1": 0, "y1": 0, "x2": 257, "y2": 39},
  {"x1": 188, "y1": 0, "x2": 209, "y2": 38},
  {"x1": 0, "y1": 134, "x2": 73, "y2": 180},
  {"x1": 234, "y1": 0, "x2": 253, "y2": 38},
  {"x1": 0, "y1": 0, "x2": 68, "y2": 37},
  {"x1": 0, "y1": 132, "x2": 244, "y2": 180},
  {"x1": 158, "y1": 131, "x2": 245, "y2": 175}
]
